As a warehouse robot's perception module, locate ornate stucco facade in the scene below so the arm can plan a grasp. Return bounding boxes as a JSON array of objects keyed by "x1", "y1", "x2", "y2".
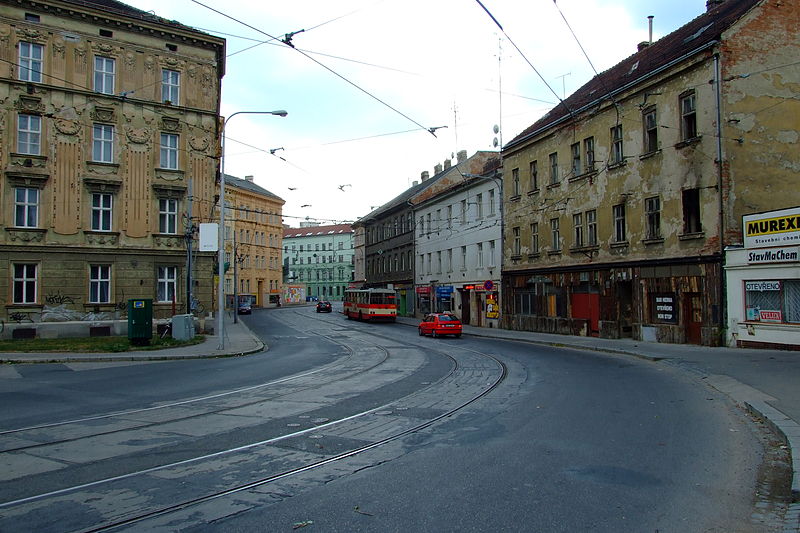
[
  {"x1": 0, "y1": 0, "x2": 225, "y2": 324},
  {"x1": 500, "y1": 0, "x2": 799, "y2": 346}
]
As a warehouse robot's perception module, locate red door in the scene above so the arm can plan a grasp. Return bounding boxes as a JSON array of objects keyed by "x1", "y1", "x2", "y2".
[
  {"x1": 571, "y1": 293, "x2": 600, "y2": 336},
  {"x1": 684, "y1": 293, "x2": 702, "y2": 344}
]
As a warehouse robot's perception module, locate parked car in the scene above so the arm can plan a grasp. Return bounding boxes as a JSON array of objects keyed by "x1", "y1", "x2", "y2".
[
  {"x1": 418, "y1": 313, "x2": 462, "y2": 338},
  {"x1": 237, "y1": 303, "x2": 252, "y2": 315},
  {"x1": 316, "y1": 300, "x2": 332, "y2": 313}
]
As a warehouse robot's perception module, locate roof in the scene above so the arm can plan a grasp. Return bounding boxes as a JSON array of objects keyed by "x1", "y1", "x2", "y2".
[
  {"x1": 283, "y1": 223, "x2": 354, "y2": 239},
  {"x1": 505, "y1": 0, "x2": 760, "y2": 150},
  {"x1": 60, "y1": 0, "x2": 220, "y2": 38},
  {"x1": 225, "y1": 174, "x2": 284, "y2": 203}
]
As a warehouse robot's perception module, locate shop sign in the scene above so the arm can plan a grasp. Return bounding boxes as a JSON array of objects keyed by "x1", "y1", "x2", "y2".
[
  {"x1": 747, "y1": 247, "x2": 799, "y2": 264},
  {"x1": 435, "y1": 286, "x2": 453, "y2": 297},
  {"x1": 415, "y1": 286, "x2": 431, "y2": 294},
  {"x1": 652, "y1": 293, "x2": 677, "y2": 324},
  {"x1": 759, "y1": 310, "x2": 782, "y2": 322},
  {"x1": 743, "y1": 207, "x2": 800, "y2": 249},
  {"x1": 745, "y1": 281, "x2": 781, "y2": 292},
  {"x1": 486, "y1": 294, "x2": 500, "y2": 319}
]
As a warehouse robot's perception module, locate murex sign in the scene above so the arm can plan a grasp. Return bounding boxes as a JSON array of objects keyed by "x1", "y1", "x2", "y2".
[{"x1": 743, "y1": 206, "x2": 800, "y2": 248}]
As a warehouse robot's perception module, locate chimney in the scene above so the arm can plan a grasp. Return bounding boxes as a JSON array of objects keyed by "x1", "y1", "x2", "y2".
[
  {"x1": 648, "y1": 15, "x2": 653, "y2": 44},
  {"x1": 421, "y1": 171, "x2": 429, "y2": 181},
  {"x1": 706, "y1": 0, "x2": 724, "y2": 10},
  {"x1": 637, "y1": 41, "x2": 650, "y2": 52},
  {"x1": 244, "y1": 175, "x2": 254, "y2": 182},
  {"x1": 412, "y1": 180, "x2": 419, "y2": 186},
  {"x1": 457, "y1": 150, "x2": 467, "y2": 163},
  {"x1": 434, "y1": 163, "x2": 443, "y2": 174},
  {"x1": 444, "y1": 159, "x2": 452, "y2": 170}
]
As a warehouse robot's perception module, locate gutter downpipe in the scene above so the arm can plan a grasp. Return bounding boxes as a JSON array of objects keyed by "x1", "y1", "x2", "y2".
[{"x1": 713, "y1": 51, "x2": 727, "y2": 341}]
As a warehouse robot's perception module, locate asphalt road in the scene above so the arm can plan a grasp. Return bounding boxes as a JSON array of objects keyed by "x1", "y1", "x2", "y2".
[{"x1": 0, "y1": 307, "x2": 785, "y2": 532}]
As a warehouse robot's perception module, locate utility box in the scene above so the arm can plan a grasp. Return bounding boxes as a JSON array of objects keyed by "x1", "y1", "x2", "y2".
[
  {"x1": 127, "y1": 299, "x2": 152, "y2": 345},
  {"x1": 171, "y1": 314, "x2": 195, "y2": 341}
]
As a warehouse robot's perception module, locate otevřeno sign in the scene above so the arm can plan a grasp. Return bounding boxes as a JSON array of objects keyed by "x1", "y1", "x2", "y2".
[{"x1": 743, "y1": 207, "x2": 800, "y2": 248}]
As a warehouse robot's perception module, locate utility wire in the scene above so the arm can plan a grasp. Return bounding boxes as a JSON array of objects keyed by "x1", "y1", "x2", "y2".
[{"x1": 191, "y1": 0, "x2": 437, "y2": 138}]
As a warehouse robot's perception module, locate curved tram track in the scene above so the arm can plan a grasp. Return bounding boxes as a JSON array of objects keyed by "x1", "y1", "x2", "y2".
[{"x1": 0, "y1": 311, "x2": 507, "y2": 533}]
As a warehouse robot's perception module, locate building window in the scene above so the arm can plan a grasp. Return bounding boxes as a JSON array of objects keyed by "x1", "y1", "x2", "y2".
[
  {"x1": 680, "y1": 91, "x2": 697, "y2": 141},
  {"x1": 549, "y1": 152, "x2": 559, "y2": 184},
  {"x1": 550, "y1": 218, "x2": 561, "y2": 251},
  {"x1": 745, "y1": 280, "x2": 800, "y2": 324},
  {"x1": 91, "y1": 193, "x2": 113, "y2": 231},
  {"x1": 512, "y1": 227, "x2": 521, "y2": 255},
  {"x1": 643, "y1": 107, "x2": 658, "y2": 153},
  {"x1": 159, "y1": 198, "x2": 178, "y2": 234},
  {"x1": 89, "y1": 265, "x2": 111, "y2": 303},
  {"x1": 512, "y1": 167, "x2": 520, "y2": 196},
  {"x1": 611, "y1": 124, "x2": 623, "y2": 164},
  {"x1": 683, "y1": 188, "x2": 702, "y2": 234},
  {"x1": 613, "y1": 204, "x2": 627, "y2": 242},
  {"x1": 531, "y1": 223, "x2": 539, "y2": 254},
  {"x1": 529, "y1": 160, "x2": 538, "y2": 191},
  {"x1": 94, "y1": 56, "x2": 115, "y2": 95},
  {"x1": 461, "y1": 199, "x2": 467, "y2": 224},
  {"x1": 92, "y1": 124, "x2": 114, "y2": 163},
  {"x1": 419, "y1": 216, "x2": 424, "y2": 237},
  {"x1": 162, "y1": 69, "x2": 180, "y2": 104},
  {"x1": 489, "y1": 189, "x2": 496, "y2": 216},
  {"x1": 583, "y1": 137, "x2": 595, "y2": 173},
  {"x1": 571, "y1": 142, "x2": 581, "y2": 177},
  {"x1": 17, "y1": 114, "x2": 41, "y2": 155},
  {"x1": 18, "y1": 42, "x2": 43, "y2": 82},
  {"x1": 14, "y1": 187, "x2": 38, "y2": 228},
  {"x1": 426, "y1": 253, "x2": 431, "y2": 274},
  {"x1": 587, "y1": 209, "x2": 597, "y2": 246},
  {"x1": 13, "y1": 263, "x2": 37, "y2": 304},
  {"x1": 477, "y1": 242, "x2": 484, "y2": 267},
  {"x1": 157, "y1": 266, "x2": 177, "y2": 302},
  {"x1": 447, "y1": 248, "x2": 453, "y2": 272},
  {"x1": 573, "y1": 213, "x2": 584, "y2": 247},
  {"x1": 476, "y1": 194, "x2": 483, "y2": 219},
  {"x1": 461, "y1": 246, "x2": 467, "y2": 270},
  {"x1": 436, "y1": 251, "x2": 442, "y2": 273},
  {"x1": 489, "y1": 240, "x2": 496, "y2": 266},
  {"x1": 645, "y1": 196, "x2": 661, "y2": 239},
  {"x1": 160, "y1": 133, "x2": 179, "y2": 169}
]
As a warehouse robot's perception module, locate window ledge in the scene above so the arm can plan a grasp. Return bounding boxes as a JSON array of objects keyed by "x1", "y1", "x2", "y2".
[
  {"x1": 546, "y1": 182, "x2": 561, "y2": 190},
  {"x1": 527, "y1": 189, "x2": 541, "y2": 197},
  {"x1": 527, "y1": 253, "x2": 541, "y2": 260},
  {"x1": 569, "y1": 245, "x2": 600, "y2": 254},
  {"x1": 610, "y1": 241, "x2": 629, "y2": 249},
  {"x1": 509, "y1": 194, "x2": 522, "y2": 202},
  {"x1": 642, "y1": 237, "x2": 664, "y2": 245},
  {"x1": 679, "y1": 232, "x2": 705, "y2": 241},
  {"x1": 569, "y1": 170, "x2": 598, "y2": 183},
  {"x1": 84, "y1": 230, "x2": 120, "y2": 245},
  {"x1": 639, "y1": 149, "x2": 662, "y2": 161},
  {"x1": 5, "y1": 227, "x2": 46, "y2": 243},
  {"x1": 674, "y1": 136, "x2": 702, "y2": 149},
  {"x1": 607, "y1": 160, "x2": 627, "y2": 171},
  {"x1": 547, "y1": 250, "x2": 563, "y2": 256},
  {"x1": 510, "y1": 254, "x2": 522, "y2": 261},
  {"x1": 87, "y1": 161, "x2": 120, "y2": 169}
]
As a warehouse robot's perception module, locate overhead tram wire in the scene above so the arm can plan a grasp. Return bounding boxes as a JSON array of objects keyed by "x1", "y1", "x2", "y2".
[{"x1": 191, "y1": 0, "x2": 438, "y2": 138}]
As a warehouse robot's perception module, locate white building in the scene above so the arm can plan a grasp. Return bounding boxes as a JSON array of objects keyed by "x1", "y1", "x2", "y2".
[
  {"x1": 725, "y1": 206, "x2": 800, "y2": 349},
  {"x1": 411, "y1": 151, "x2": 501, "y2": 327}
]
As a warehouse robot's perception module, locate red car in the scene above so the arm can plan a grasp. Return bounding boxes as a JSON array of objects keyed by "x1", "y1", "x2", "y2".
[{"x1": 418, "y1": 313, "x2": 462, "y2": 338}]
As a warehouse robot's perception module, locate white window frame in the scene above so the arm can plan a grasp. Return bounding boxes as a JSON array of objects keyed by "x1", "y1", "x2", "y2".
[
  {"x1": 160, "y1": 133, "x2": 179, "y2": 169},
  {"x1": 159, "y1": 198, "x2": 178, "y2": 234},
  {"x1": 13, "y1": 263, "x2": 38, "y2": 304},
  {"x1": 551, "y1": 218, "x2": 561, "y2": 251},
  {"x1": 645, "y1": 196, "x2": 661, "y2": 240},
  {"x1": 91, "y1": 192, "x2": 113, "y2": 231},
  {"x1": 157, "y1": 266, "x2": 177, "y2": 303},
  {"x1": 477, "y1": 242, "x2": 484, "y2": 268},
  {"x1": 583, "y1": 137, "x2": 595, "y2": 173},
  {"x1": 17, "y1": 114, "x2": 41, "y2": 155},
  {"x1": 611, "y1": 125, "x2": 624, "y2": 164},
  {"x1": 573, "y1": 213, "x2": 584, "y2": 248},
  {"x1": 531, "y1": 223, "x2": 539, "y2": 254},
  {"x1": 613, "y1": 204, "x2": 627, "y2": 242},
  {"x1": 89, "y1": 264, "x2": 111, "y2": 303},
  {"x1": 587, "y1": 210, "x2": 598, "y2": 246},
  {"x1": 18, "y1": 41, "x2": 43, "y2": 82},
  {"x1": 162, "y1": 69, "x2": 180, "y2": 104},
  {"x1": 14, "y1": 187, "x2": 39, "y2": 228},
  {"x1": 94, "y1": 56, "x2": 115, "y2": 95},
  {"x1": 549, "y1": 152, "x2": 559, "y2": 184},
  {"x1": 92, "y1": 124, "x2": 114, "y2": 163},
  {"x1": 680, "y1": 91, "x2": 697, "y2": 141}
]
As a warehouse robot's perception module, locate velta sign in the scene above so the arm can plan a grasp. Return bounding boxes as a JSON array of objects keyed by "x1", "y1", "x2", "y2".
[{"x1": 743, "y1": 206, "x2": 800, "y2": 249}]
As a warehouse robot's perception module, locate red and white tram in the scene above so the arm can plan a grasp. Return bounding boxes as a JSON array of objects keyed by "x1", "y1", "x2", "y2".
[{"x1": 343, "y1": 288, "x2": 397, "y2": 322}]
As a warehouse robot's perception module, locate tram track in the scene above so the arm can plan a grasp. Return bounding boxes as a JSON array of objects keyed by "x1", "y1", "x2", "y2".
[{"x1": 0, "y1": 313, "x2": 508, "y2": 533}]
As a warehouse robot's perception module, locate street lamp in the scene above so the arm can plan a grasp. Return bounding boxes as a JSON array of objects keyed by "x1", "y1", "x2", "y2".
[{"x1": 218, "y1": 110, "x2": 287, "y2": 349}]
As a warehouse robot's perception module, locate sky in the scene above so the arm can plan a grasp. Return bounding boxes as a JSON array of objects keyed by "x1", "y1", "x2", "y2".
[{"x1": 121, "y1": 0, "x2": 710, "y2": 227}]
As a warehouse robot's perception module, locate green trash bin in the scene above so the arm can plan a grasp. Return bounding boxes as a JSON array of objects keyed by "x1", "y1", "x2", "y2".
[{"x1": 128, "y1": 299, "x2": 153, "y2": 345}]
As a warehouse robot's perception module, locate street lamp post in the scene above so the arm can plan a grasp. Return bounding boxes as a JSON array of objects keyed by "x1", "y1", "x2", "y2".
[{"x1": 218, "y1": 110, "x2": 287, "y2": 349}]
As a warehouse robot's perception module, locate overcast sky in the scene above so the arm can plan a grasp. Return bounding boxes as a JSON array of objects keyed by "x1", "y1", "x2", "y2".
[{"x1": 121, "y1": 0, "x2": 710, "y2": 227}]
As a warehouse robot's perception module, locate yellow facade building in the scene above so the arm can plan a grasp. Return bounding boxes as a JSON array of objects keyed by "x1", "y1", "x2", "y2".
[
  {"x1": 0, "y1": 0, "x2": 225, "y2": 327},
  {"x1": 223, "y1": 175, "x2": 284, "y2": 308}
]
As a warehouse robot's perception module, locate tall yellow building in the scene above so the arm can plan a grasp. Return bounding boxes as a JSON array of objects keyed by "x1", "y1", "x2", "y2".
[
  {"x1": 0, "y1": 0, "x2": 225, "y2": 326},
  {"x1": 223, "y1": 175, "x2": 284, "y2": 308}
]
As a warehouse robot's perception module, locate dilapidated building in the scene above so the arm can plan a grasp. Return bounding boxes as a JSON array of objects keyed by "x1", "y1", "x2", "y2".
[{"x1": 500, "y1": 0, "x2": 799, "y2": 346}]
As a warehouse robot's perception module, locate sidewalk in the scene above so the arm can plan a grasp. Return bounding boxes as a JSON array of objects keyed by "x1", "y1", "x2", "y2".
[
  {"x1": 0, "y1": 311, "x2": 264, "y2": 364},
  {"x1": 0, "y1": 311, "x2": 797, "y2": 528}
]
